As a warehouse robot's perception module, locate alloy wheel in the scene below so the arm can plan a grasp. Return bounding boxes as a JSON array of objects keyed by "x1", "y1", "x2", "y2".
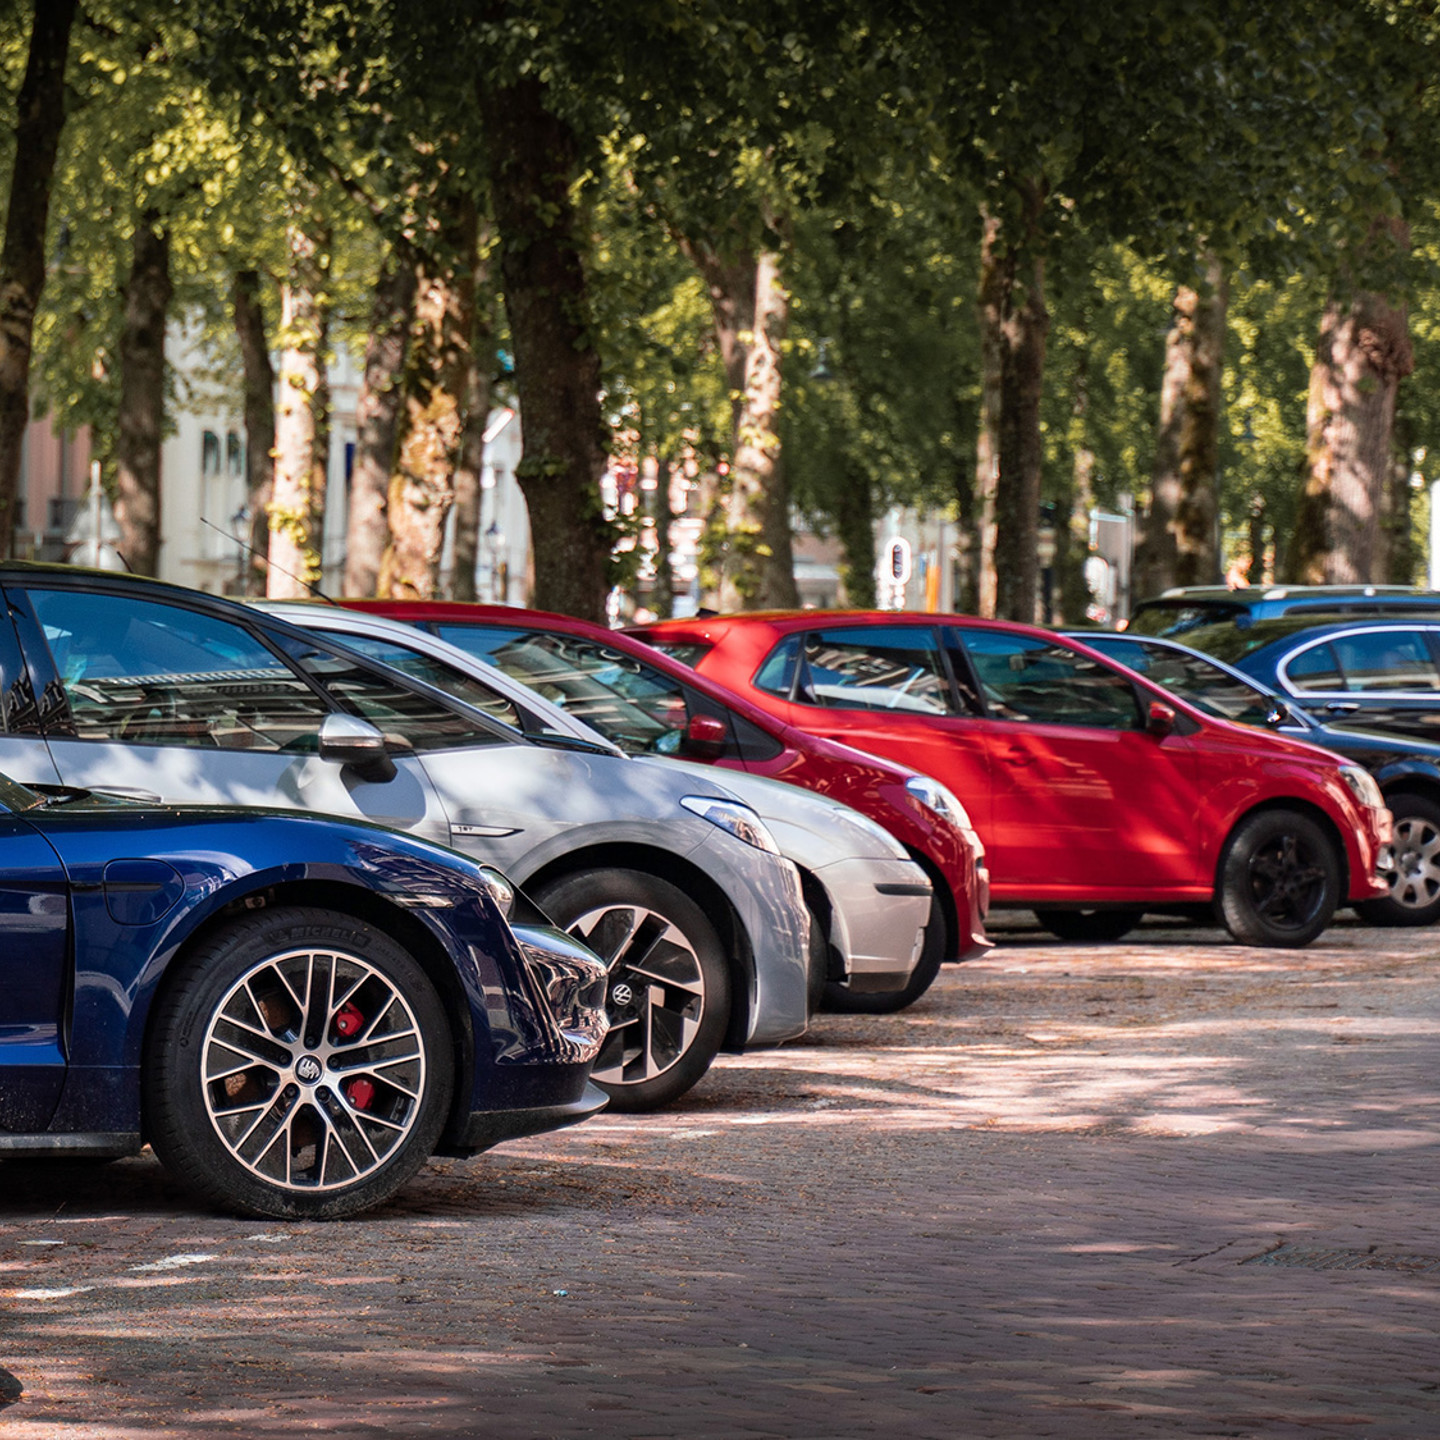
[
  {"x1": 568, "y1": 904, "x2": 706, "y2": 1086},
  {"x1": 1385, "y1": 814, "x2": 1440, "y2": 910},
  {"x1": 200, "y1": 947, "x2": 427, "y2": 1193},
  {"x1": 1246, "y1": 831, "x2": 1330, "y2": 932}
]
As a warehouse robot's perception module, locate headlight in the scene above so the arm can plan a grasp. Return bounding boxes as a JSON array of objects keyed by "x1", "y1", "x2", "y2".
[
  {"x1": 1338, "y1": 765, "x2": 1385, "y2": 811},
  {"x1": 473, "y1": 865, "x2": 516, "y2": 919},
  {"x1": 905, "y1": 775, "x2": 975, "y2": 832},
  {"x1": 680, "y1": 796, "x2": 782, "y2": 854}
]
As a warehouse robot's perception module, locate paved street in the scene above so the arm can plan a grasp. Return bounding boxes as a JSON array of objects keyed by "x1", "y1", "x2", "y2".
[{"x1": 2, "y1": 914, "x2": 1438, "y2": 1438}]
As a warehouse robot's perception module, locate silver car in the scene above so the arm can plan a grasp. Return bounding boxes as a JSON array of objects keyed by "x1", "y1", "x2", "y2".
[
  {"x1": 259, "y1": 603, "x2": 936, "y2": 1008},
  {"x1": 0, "y1": 565, "x2": 810, "y2": 1112}
]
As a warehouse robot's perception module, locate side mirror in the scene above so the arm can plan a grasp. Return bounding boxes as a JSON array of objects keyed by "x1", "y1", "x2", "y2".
[
  {"x1": 1264, "y1": 702, "x2": 1290, "y2": 728},
  {"x1": 318, "y1": 713, "x2": 396, "y2": 781},
  {"x1": 1147, "y1": 700, "x2": 1177, "y2": 738},
  {"x1": 682, "y1": 712, "x2": 728, "y2": 759}
]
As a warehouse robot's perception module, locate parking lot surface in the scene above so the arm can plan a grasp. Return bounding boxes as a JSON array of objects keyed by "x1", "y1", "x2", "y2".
[{"x1": 2, "y1": 915, "x2": 1438, "y2": 1438}]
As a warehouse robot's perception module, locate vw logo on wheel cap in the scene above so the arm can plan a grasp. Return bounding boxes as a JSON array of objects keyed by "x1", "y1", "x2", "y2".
[
  {"x1": 610, "y1": 982, "x2": 635, "y2": 1008},
  {"x1": 295, "y1": 1055, "x2": 324, "y2": 1083}
]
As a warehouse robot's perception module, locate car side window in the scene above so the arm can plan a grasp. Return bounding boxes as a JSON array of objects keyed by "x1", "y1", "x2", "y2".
[
  {"x1": 1329, "y1": 630, "x2": 1440, "y2": 693},
  {"x1": 437, "y1": 624, "x2": 693, "y2": 755},
  {"x1": 754, "y1": 634, "x2": 802, "y2": 700},
  {"x1": 28, "y1": 589, "x2": 331, "y2": 749},
  {"x1": 960, "y1": 631, "x2": 1143, "y2": 729},
  {"x1": 798, "y1": 627, "x2": 961, "y2": 714},
  {"x1": 1284, "y1": 642, "x2": 1344, "y2": 692},
  {"x1": 330, "y1": 632, "x2": 524, "y2": 728},
  {"x1": 1129, "y1": 642, "x2": 1277, "y2": 726},
  {"x1": 272, "y1": 634, "x2": 507, "y2": 751}
]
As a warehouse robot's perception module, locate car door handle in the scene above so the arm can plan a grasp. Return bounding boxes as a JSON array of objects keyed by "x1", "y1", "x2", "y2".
[
  {"x1": 1323, "y1": 702, "x2": 1360, "y2": 714},
  {"x1": 92, "y1": 787, "x2": 164, "y2": 805},
  {"x1": 999, "y1": 745, "x2": 1035, "y2": 766}
]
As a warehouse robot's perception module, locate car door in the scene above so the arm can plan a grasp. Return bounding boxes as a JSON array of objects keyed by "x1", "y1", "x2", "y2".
[
  {"x1": 7, "y1": 584, "x2": 450, "y2": 843},
  {"x1": 951, "y1": 628, "x2": 1202, "y2": 896},
  {"x1": 1278, "y1": 626, "x2": 1440, "y2": 742},
  {"x1": 0, "y1": 802, "x2": 69, "y2": 1132},
  {"x1": 748, "y1": 623, "x2": 996, "y2": 832}
]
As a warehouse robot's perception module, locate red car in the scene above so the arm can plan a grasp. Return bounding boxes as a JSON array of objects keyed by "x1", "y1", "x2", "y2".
[
  {"x1": 632, "y1": 610, "x2": 1396, "y2": 948},
  {"x1": 343, "y1": 601, "x2": 991, "y2": 1009}
]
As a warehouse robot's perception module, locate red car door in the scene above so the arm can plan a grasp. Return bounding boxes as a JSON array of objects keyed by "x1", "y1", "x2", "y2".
[
  {"x1": 748, "y1": 624, "x2": 996, "y2": 834},
  {"x1": 950, "y1": 627, "x2": 1202, "y2": 897}
]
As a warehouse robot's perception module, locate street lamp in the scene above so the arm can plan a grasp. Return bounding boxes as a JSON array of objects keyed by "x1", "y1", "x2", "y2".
[{"x1": 1036, "y1": 510, "x2": 1058, "y2": 623}]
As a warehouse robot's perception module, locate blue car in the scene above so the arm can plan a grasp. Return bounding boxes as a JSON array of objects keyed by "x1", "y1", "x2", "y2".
[{"x1": 0, "y1": 771, "x2": 608, "y2": 1219}]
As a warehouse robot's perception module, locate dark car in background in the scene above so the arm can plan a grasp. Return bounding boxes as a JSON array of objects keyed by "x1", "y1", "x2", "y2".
[
  {"x1": 1177, "y1": 617, "x2": 1440, "y2": 746},
  {"x1": 0, "y1": 772, "x2": 608, "y2": 1219},
  {"x1": 1068, "y1": 629, "x2": 1440, "y2": 926},
  {"x1": 1127, "y1": 584, "x2": 1440, "y2": 639}
]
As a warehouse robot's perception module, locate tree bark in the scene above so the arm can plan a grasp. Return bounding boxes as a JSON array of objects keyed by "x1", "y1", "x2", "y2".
[
  {"x1": 989, "y1": 181, "x2": 1050, "y2": 623},
  {"x1": 973, "y1": 206, "x2": 1004, "y2": 618},
  {"x1": 231, "y1": 269, "x2": 275, "y2": 594},
  {"x1": 343, "y1": 244, "x2": 418, "y2": 597},
  {"x1": 1061, "y1": 346, "x2": 1097, "y2": 624},
  {"x1": 378, "y1": 189, "x2": 477, "y2": 601},
  {"x1": 267, "y1": 219, "x2": 330, "y2": 599},
  {"x1": 1289, "y1": 284, "x2": 1413, "y2": 584},
  {"x1": 449, "y1": 232, "x2": 495, "y2": 603},
  {"x1": 479, "y1": 74, "x2": 612, "y2": 621},
  {"x1": 835, "y1": 461, "x2": 877, "y2": 608},
  {"x1": 0, "y1": 0, "x2": 77, "y2": 558},
  {"x1": 649, "y1": 456, "x2": 676, "y2": 619},
  {"x1": 1134, "y1": 255, "x2": 1227, "y2": 596},
  {"x1": 685, "y1": 240, "x2": 798, "y2": 611},
  {"x1": 113, "y1": 215, "x2": 172, "y2": 577}
]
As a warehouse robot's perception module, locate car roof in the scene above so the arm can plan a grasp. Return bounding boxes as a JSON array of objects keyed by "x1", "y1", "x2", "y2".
[{"x1": 637, "y1": 609, "x2": 1065, "y2": 641}]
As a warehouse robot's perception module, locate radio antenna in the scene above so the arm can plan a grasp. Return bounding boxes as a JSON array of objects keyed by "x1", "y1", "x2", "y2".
[{"x1": 201, "y1": 516, "x2": 340, "y2": 605}]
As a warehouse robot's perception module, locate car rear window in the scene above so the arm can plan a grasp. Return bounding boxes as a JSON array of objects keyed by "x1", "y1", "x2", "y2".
[
  {"x1": 643, "y1": 639, "x2": 713, "y2": 668},
  {"x1": 1126, "y1": 601, "x2": 1246, "y2": 637}
]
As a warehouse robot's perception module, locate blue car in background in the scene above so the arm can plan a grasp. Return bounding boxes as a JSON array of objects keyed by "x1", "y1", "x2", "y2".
[{"x1": 0, "y1": 772, "x2": 608, "y2": 1219}]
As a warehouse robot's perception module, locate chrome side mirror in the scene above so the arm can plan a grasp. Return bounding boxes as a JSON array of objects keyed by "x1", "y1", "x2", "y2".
[{"x1": 318, "y1": 713, "x2": 396, "y2": 781}]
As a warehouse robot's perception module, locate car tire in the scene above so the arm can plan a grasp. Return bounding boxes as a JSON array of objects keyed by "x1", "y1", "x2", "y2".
[
  {"x1": 533, "y1": 869, "x2": 730, "y2": 1112},
  {"x1": 1355, "y1": 793, "x2": 1440, "y2": 927},
  {"x1": 144, "y1": 906, "x2": 454, "y2": 1221},
  {"x1": 805, "y1": 905, "x2": 831, "y2": 1015},
  {"x1": 822, "y1": 898, "x2": 946, "y2": 1015},
  {"x1": 1215, "y1": 809, "x2": 1340, "y2": 948},
  {"x1": 1037, "y1": 909, "x2": 1141, "y2": 943}
]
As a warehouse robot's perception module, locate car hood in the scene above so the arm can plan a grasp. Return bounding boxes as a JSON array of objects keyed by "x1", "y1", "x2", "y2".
[{"x1": 649, "y1": 757, "x2": 912, "y2": 864}]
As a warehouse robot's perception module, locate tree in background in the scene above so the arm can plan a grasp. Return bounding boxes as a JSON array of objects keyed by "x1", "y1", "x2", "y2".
[{"x1": 0, "y1": 0, "x2": 77, "y2": 559}]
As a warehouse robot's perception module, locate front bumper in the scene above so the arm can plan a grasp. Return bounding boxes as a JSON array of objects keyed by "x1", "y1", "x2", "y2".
[
  {"x1": 441, "y1": 1078, "x2": 609, "y2": 1157},
  {"x1": 816, "y1": 855, "x2": 931, "y2": 993}
]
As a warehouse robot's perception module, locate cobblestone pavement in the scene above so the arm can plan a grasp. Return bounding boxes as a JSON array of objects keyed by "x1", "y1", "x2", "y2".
[{"x1": 2, "y1": 914, "x2": 1438, "y2": 1438}]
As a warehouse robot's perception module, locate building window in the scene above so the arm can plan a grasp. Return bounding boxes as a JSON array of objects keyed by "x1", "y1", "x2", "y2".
[
  {"x1": 201, "y1": 430, "x2": 222, "y2": 477},
  {"x1": 226, "y1": 431, "x2": 244, "y2": 477}
]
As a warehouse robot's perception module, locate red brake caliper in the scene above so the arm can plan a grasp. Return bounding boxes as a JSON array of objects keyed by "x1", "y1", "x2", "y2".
[
  {"x1": 345, "y1": 1078, "x2": 376, "y2": 1111},
  {"x1": 333, "y1": 1002, "x2": 365, "y2": 1038}
]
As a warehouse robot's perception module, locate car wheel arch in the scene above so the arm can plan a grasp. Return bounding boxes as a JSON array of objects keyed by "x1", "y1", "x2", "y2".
[
  {"x1": 1214, "y1": 797, "x2": 1350, "y2": 898},
  {"x1": 136, "y1": 879, "x2": 476, "y2": 1148},
  {"x1": 520, "y1": 842, "x2": 755, "y2": 1051}
]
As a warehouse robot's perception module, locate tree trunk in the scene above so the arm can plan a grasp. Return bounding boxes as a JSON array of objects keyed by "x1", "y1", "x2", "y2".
[
  {"x1": 650, "y1": 455, "x2": 676, "y2": 619},
  {"x1": 990, "y1": 181, "x2": 1050, "y2": 623},
  {"x1": 1134, "y1": 255, "x2": 1227, "y2": 596},
  {"x1": 449, "y1": 233, "x2": 495, "y2": 603},
  {"x1": 973, "y1": 206, "x2": 1004, "y2": 618},
  {"x1": 479, "y1": 74, "x2": 612, "y2": 621},
  {"x1": 1290, "y1": 284, "x2": 1414, "y2": 584},
  {"x1": 1061, "y1": 347, "x2": 1097, "y2": 624},
  {"x1": 113, "y1": 215, "x2": 172, "y2": 577},
  {"x1": 343, "y1": 244, "x2": 418, "y2": 597},
  {"x1": 0, "y1": 0, "x2": 77, "y2": 558},
  {"x1": 835, "y1": 462, "x2": 877, "y2": 608},
  {"x1": 1384, "y1": 411, "x2": 1418, "y2": 584},
  {"x1": 231, "y1": 268, "x2": 275, "y2": 594},
  {"x1": 379, "y1": 190, "x2": 477, "y2": 600},
  {"x1": 682, "y1": 236, "x2": 798, "y2": 610},
  {"x1": 267, "y1": 219, "x2": 330, "y2": 599}
]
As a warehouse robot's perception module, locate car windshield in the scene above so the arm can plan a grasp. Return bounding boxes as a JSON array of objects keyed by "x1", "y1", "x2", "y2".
[
  {"x1": 432, "y1": 625, "x2": 689, "y2": 755},
  {"x1": 0, "y1": 771, "x2": 43, "y2": 812},
  {"x1": 1126, "y1": 600, "x2": 1246, "y2": 637},
  {"x1": 1177, "y1": 619, "x2": 1332, "y2": 666}
]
